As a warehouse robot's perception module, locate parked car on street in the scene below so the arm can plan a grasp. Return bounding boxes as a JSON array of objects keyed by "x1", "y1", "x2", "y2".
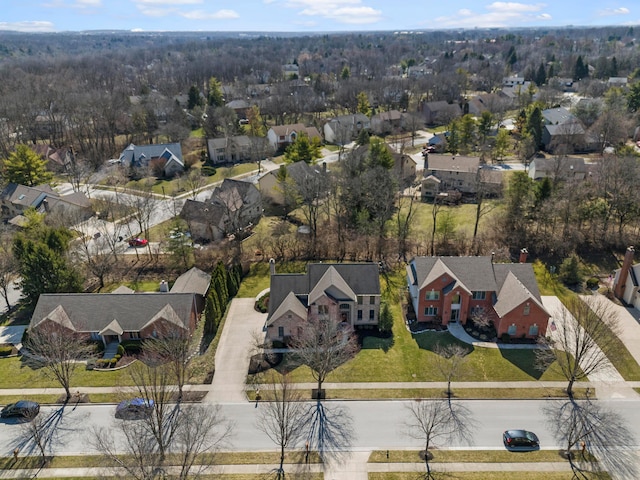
[
  {"x1": 115, "y1": 398, "x2": 154, "y2": 420},
  {"x1": 128, "y1": 237, "x2": 148, "y2": 247},
  {"x1": 1, "y1": 400, "x2": 40, "y2": 420},
  {"x1": 503, "y1": 429, "x2": 540, "y2": 451}
]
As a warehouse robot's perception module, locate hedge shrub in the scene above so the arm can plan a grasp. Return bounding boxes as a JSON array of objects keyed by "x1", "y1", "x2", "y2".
[{"x1": 0, "y1": 346, "x2": 13, "y2": 356}]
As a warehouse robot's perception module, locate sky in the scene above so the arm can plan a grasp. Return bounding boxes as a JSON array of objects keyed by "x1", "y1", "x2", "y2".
[{"x1": 0, "y1": 1, "x2": 638, "y2": 33}]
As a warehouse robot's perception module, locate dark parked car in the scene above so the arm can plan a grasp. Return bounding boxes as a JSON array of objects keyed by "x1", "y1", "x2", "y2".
[
  {"x1": 115, "y1": 398, "x2": 154, "y2": 420},
  {"x1": 503, "y1": 429, "x2": 540, "y2": 451},
  {"x1": 1, "y1": 400, "x2": 40, "y2": 420}
]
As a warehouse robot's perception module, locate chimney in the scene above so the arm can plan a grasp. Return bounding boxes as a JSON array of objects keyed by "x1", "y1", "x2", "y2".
[
  {"x1": 519, "y1": 248, "x2": 528, "y2": 263},
  {"x1": 159, "y1": 280, "x2": 169, "y2": 292},
  {"x1": 614, "y1": 246, "x2": 635, "y2": 300},
  {"x1": 269, "y1": 258, "x2": 276, "y2": 276}
]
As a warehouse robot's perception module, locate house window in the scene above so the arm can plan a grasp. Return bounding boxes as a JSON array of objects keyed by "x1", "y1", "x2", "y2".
[
  {"x1": 425, "y1": 290, "x2": 440, "y2": 300},
  {"x1": 357, "y1": 310, "x2": 363, "y2": 320},
  {"x1": 529, "y1": 324, "x2": 539, "y2": 336},
  {"x1": 369, "y1": 296, "x2": 375, "y2": 305},
  {"x1": 339, "y1": 303, "x2": 350, "y2": 310},
  {"x1": 90, "y1": 332, "x2": 100, "y2": 341},
  {"x1": 451, "y1": 293, "x2": 461, "y2": 305},
  {"x1": 278, "y1": 326, "x2": 284, "y2": 338},
  {"x1": 523, "y1": 303, "x2": 530, "y2": 315},
  {"x1": 318, "y1": 305, "x2": 329, "y2": 315},
  {"x1": 358, "y1": 296, "x2": 364, "y2": 305},
  {"x1": 369, "y1": 309, "x2": 375, "y2": 320},
  {"x1": 129, "y1": 332, "x2": 140, "y2": 339},
  {"x1": 508, "y1": 324, "x2": 517, "y2": 335},
  {"x1": 424, "y1": 306, "x2": 438, "y2": 316},
  {"x1": 152, "y1": 330, "x2": 158, "y2": 338},
  {"x1": 472, "y1": 291, "x2": 486, "y2": 300},
  {"x1": 471, "y1": 306, "x2": 484, "y2": 317}
]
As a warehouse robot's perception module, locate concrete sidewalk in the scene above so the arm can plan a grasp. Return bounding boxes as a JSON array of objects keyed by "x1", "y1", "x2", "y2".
[{"x1": 0, "y1": 459, "x2": 575, "y2": 479}]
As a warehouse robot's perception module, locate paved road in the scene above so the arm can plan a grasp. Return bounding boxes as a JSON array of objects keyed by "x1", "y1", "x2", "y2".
[{"x1": 2, "y1": 399, "x2": 640, "y2": 456}]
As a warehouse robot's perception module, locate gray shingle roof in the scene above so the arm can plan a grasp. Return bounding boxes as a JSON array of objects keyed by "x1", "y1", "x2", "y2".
[
  {"x1": 410, "y1": 256, "x2": 498, "y2": 292},
  {"x1": 267, "y1": 263, "x2": 380, "y2": 320},
  {"x1": 119, "y1": 143, "x2": 183, "y2": 165},
  {"x1": 30, "y1": 293, "x2": 196, "y2": 333},
  {"x1": 170, "y1": 267, "x2": 211, "y2": 296}
]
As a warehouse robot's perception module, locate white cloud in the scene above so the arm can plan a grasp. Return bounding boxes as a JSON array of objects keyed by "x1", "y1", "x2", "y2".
[
  {"x1": 179, "y1": 9, "x2": 240, "y2": 20},
  {"x1": 75, "y1": 0, "x2": 101, "y2": 6},
  {"x1": 598, "y1": 7, "x2": 630, "y2": 17},
  {"x1": 486, "y1": 2, "x2": 546, "y2": 13},
  {"x1": 43, "y1": 0, "x2": 102, "y2": 9},
  {"x1": 135, "y1": 0, "x2": 202, "y2": 4},
  {"x1": 434, "y1": 2, "x2": 551, "y2": 28},
  {"x1": 284, "y1": 0, "x2": 383, "y2": 25},
  {"x1": 0, "y1": 21, "x2": 56, "y2": 32}
]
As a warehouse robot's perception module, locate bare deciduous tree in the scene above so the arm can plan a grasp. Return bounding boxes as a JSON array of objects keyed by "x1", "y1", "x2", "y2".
[
  {"x1": 92, "y1": 403, "x2": 230, "y2": 480},
  {"x1": 256, "y1": 373, "x2": 309, "y2": 478},
  {"x1": 23, "y1": 323, "x2": 97, "y2": 402},
  {"x1": 404, "y1": 398, "x2": 475, "y2": 479},
  {"x1": 536, "y1": 296, "x2": 620, "y2": 398},
  {"x1": 433, "y1": 343, "x2": 471, "y2": 398},
  {"x1": 290, "y1": 314, "x2": 359, "y2": 397},
  {"x1": 143, "y1": 328, "x2": 194, "y2": 402},
  {"x1": 544, "y1": 399, "x2": 638, "y2": 480},
  {"x1": 0, "y1": 232, "x2": 19, "y2": 311}
]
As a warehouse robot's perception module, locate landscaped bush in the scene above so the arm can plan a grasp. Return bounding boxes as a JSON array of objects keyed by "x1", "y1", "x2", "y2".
[
  {"x1": 248, "y1": 352, "x2": 282, "y2": 374},
  {"x1": 117, "y1": 344, "x2": 125, "y2": 356},
  {"x1": 95, "y1": 358, "x2": 117, "y2": 368},
  {"x1": 121, "y1": 340, "x2": 143, "y2": 355},
  {"x1": 500, "y1": 333, "x2": 511, "y2": 343},
  {"x1": 586, "y1": 277, "x2": 599, "y2": 289},
  {"x1": 0, "y1": 345, "x2": 14, "y2": 356},
  {"x1": 255, "y1": 293, "x2": 269, "y2": 313},
  {"x1": 201, "y1": 165, "x2": 217, "y2": 176}
]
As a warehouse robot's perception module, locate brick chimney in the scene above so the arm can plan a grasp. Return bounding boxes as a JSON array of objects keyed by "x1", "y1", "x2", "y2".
[
  {"x1": 614, "y1": 246, "x2": 635, "y2": 300},
  {"x1": 519, "y1": 248, "x2": 528, "y2": 263}
]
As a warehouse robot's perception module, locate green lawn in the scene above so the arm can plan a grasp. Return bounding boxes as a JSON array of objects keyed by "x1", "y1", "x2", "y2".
[
  {"x1": 370, "y1": 473, "x2": 606, "y2": 480},
  {"x1": 265, "y1": 268, "x2": 566, "y2": 384},
  {"x1": 369, "y1": 449, "x2": 586, "y2": 463},
  {"x1": 0, "y1": 357, "x2": 134, "y2": 389}
]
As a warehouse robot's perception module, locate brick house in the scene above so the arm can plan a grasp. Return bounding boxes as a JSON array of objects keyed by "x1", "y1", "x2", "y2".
[
  {"x1": 406, "y1": 255, "x2": 549, "y2": 339},
  {"x1": 29, "y1": 292, "x2": 199, "y2": 347},
  {"x1": 265, "y1": 261, "x2": 381, "y2": 342}
]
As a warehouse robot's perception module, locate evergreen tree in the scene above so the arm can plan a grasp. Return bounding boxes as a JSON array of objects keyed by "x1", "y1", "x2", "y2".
[
  {"x1": 367, "y1": 137, "x2": 394, "y2": 169},
  {"x1": 378, "y1": 302, "x2": 393, "y2": 334},
  {"x1": 447, "y1": 119, "x2": 460, "y2": 154},
  {"x1": 559, "y1": 254, "x2": 582, "y2": 286},
  {"x1": 340, "y1": 66, "x2": 350, "y2": 80},
  {"x1": 3, "y1": 144, "x2": 54, "y2": 187},
  {"x1": 207, "y1": 76, "x2": 224, "y2": 107},
  {"x1": 356, "y1": 129, "x2": 370, "y2": 146},
  {"x1": 283, "y1": 132, "x2": 322, "y2": 164},
  {"x1": 573, "y1": 55, "x2": 588, "y2": 81},
  {"x1": 13, "y1": 213, "x2": 82, "y2": 306},
  {"x1": 187, "y1": 85, "x2": 203, "y2": 110},
  {"x1": 356, "y1": 91, "x2": 371, "y2": 116},
  {"x1": 534, "y1": 63, "x2": 547, "y2": 86},
  {"x1": 525, "y1": 105, "x2": 543, "y2": 150}
]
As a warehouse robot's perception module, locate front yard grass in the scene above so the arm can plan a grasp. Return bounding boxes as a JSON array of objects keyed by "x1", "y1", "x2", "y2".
[
  {"x1": 370, "y1": 474, "x2": 607, "y2": 480},
  {"x1": 0, "y1": 357, "x2": 134, "y2": 389},
  {"x1": 264, "y1": 267, "x2": 567, "y2": 384}
]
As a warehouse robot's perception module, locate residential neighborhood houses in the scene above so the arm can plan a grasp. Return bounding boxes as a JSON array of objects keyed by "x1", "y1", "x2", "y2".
[{"x1": 3, "y1": 25, "x2": 640, "y2": 478}]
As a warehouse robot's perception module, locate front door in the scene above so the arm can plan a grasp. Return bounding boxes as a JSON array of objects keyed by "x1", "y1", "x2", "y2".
[{"x1": 450, "y1": 309, "x2": 460, "y2": 322}]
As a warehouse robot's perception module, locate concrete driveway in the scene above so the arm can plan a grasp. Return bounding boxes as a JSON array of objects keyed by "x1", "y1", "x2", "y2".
[{"x1": 205, "y1": 298, "x2": 267, "y2": 403}]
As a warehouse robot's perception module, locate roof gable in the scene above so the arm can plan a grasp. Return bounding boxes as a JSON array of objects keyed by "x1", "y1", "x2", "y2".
[{"x1": 308, "y1": 266, "x2": 357, "y2": 305}]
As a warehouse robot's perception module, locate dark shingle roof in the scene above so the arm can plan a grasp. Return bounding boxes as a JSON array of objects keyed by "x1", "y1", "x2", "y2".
[
  {"x1": 267, "y1": 263, "x2": 381, "y2": 320},
  {"x1": 170, "y1": 267, "x2": 211, "y2": 296},
  {"x1": 410, "y1": 256, "x2": 498, "y2": 292},
  {"x1": 29, "y1": 293, "x2": 196, "y2": 333}
]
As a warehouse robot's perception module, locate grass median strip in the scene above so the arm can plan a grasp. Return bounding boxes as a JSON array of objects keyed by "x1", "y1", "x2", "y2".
[
  {"x1": 369, "y1": 474, "x2": 608, "y2": 480},
  {"x1": 0, "y1": 451, "x2": 322, "y2": 470},
  {"x1": 369, "y1": 449, "x2": 581, "y2": 463}
]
